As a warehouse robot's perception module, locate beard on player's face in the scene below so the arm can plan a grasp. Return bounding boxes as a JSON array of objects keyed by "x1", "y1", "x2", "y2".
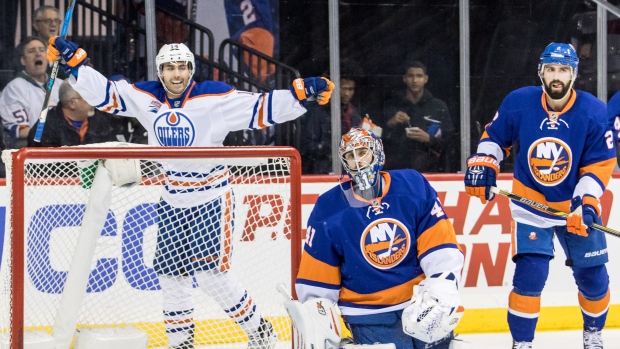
[{"x1": 544, "y1": 79, "x2": 571, "y2": 100}]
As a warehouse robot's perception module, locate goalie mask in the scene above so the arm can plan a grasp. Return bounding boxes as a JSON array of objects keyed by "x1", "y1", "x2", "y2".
[
  {"x1": 156, "y1": 43, "x2": 196, "y2": 96},
  {"x1": 538, "y1": 42, "x2": 579, "y2": 101},
  {"x1": 339, "y1": 127, "x2": 385, "y2": 193}
]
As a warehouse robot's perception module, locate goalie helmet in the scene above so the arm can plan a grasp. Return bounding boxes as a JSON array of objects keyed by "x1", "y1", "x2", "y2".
[
  {"x1": 156, "y1": 43, "x2": 196, "y2": 95},
  {"x1": 339, "y1": 127, "x2": 385, "y2": 192}
]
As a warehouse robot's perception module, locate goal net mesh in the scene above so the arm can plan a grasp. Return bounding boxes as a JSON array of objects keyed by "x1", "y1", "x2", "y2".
[{"x1": 0, "y1": 144, "x2": 300, "y2": 348}]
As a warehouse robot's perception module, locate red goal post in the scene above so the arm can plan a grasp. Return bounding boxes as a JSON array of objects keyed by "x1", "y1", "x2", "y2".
[{"x1": 0, "y1": 144, "x2": 302, "y2": 349}]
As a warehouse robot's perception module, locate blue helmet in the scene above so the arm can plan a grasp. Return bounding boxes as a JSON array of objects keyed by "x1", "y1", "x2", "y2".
[{"x1": 538, "y1": 42, "x2": 579, "y2": 77}]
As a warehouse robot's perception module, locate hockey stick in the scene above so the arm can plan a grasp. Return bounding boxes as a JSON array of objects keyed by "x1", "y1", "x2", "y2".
[
  {"x1": 33, "y1": 0, "x2": 77, "y2": 142},
  {"x1": 489, "y1": 186, "x2": 620, "y2": 238}
]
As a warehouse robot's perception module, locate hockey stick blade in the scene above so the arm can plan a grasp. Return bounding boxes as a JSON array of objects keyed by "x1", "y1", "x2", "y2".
[
  {"x1": 489, "y1": 186, "x2": 620, "y2": 238},
  {"x1": 33, "y1": 0, "x2": 77, "y2": 142}
]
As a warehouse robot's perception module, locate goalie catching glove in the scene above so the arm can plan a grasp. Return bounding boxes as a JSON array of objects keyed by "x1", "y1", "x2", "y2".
[
  {"x1": 290, "y1": 77, "x2": 335, "y2": 106},
  {"x1": 402, "y1": 272, "x2": 464, "y2": 343},
  {"x1": 566, "y1": 195, "x2": 600, "y2": 237},
  {"x1": 48, "y1": 36, "x2": 89, "y2": 77}
]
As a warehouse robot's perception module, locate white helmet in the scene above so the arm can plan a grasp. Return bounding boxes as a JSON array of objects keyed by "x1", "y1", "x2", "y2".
[{"x1": 156, "y1": 43, "x2": 195, "y2": 95}]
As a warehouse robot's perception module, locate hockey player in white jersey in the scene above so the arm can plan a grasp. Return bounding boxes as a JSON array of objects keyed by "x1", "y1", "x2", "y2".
[{"x1": 48, "y1": 36, "x2": 334, "y2": 349}]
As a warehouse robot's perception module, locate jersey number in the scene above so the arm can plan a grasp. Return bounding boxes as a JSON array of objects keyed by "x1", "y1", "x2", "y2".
[
  {"x1": 305, "y1": 226, "x2": 316, "y2": 248},
  {"x1": 240, "y1": 0, "x2": 256, "y2": 25},
  {"x1": 605, "y1": 130, "x2": 614, "y2": 150},
  {"x1": 12, "y1": 109, "x2": 27, "y2": 124},
  {"x1": 430, "y1": 199, "x2": 445, "y2": 218}
]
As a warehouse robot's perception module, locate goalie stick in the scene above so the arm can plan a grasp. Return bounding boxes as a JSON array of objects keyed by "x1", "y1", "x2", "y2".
[
  {"x1": 33, "y1": 0, "x2": 77, "y2": 142},
  {"x1": 489, "y1": 186, "x2": 620, "y2": 238}
]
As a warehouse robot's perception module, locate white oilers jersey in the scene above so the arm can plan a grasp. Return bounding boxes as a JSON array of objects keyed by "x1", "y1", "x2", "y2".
[
  {"x1": 70, "y1": 66, "x2": 307, "y2": 207},
  {"x1": 0, "y1": 73, "x2": 62, "y2": 137}
]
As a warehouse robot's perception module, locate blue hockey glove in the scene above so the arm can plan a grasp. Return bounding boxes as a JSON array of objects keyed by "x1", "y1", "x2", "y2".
[
  {"x1": 464, "y1": 153, "x2": 498, "y2": 204},
  {"x1": 49, "y1": 36, "x2": 89, "y2": 77},
  {"x1": 290, "y1": 77, "x2": 335, "y2": 106},
  {"x1": 567, "y1": 195, "x2": 600, "y2": 237}
]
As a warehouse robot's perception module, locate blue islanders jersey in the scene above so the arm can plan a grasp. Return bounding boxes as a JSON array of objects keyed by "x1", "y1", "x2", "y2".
[
  {"x1": 295, "y1": 170, "x2": 464, "y2": 316},
  {"x1": 607, "y1": 90, "x2": 620, "y2": 147},
  {"x1": 478, "y1": 86, "x2": 616, "y2": 227},
  {"x1": 70, "y1": 66, "x2": 306, "y2": 207}
]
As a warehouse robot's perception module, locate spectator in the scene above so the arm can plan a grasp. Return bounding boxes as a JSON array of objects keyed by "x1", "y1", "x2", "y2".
[
  {"x1": 0, "y1": 36, "x2": 62, "y2": 149},
  {"x1": 299, "y1": 73, "x2": 364, "y2": 174},
  {"x1": 12, "y1": 6, "x2": 64, "y2": 77},
  {"x1": 382, "y1": 60, "x2": 454, "y2": 172},
  {"x1": 27, "y1": 79, "x2": 113, "y2": 147}
]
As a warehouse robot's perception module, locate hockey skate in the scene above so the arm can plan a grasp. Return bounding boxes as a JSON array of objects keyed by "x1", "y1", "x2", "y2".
[
  {"x1": 247, "y1": 318, "x2": 277, "y2": 349},
  {"x1": 583, "y1": 329, "x2": 603, "y2": 349},
  {"x1": 512, "y1": 341, "x2": 532, "y2": 349}
]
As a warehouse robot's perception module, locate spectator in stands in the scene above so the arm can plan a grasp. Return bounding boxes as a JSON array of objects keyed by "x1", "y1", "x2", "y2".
[
  {"x1": 27, "y1": 80, "x2": 114, "y2": 147},
  {"x1": 12, "y1": 6, "x2": 64, "y2": 77},
  {"x1": 299, "y1": 68, "x2": 365, "y2": 174},
  {"x1": 0, "y1": 36, "x2": 62, "y2": 149},
  {"x1": 382, "y1": 60, "x2": 454, "y2": 172}
]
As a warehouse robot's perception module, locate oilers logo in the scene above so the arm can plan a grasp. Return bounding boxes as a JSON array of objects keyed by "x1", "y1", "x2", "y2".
[
  {"x1": 527, "y1": 137, "x2": 571, "y2": 186},
  {"x1": 360, "y1": 218, "x2": 410, "y2": 269},
  {"x1": 154, "y1": 111, "x2": 195, "y2": 146}
]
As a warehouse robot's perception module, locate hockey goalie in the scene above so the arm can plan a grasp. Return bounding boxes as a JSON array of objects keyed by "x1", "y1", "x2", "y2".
[{"x1": 287, "y1": 127, "x2": 470, "y2": 349}]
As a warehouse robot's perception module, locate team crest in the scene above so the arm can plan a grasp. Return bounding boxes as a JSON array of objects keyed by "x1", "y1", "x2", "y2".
[
  {"x1": 360, "y1": 218, "x2": 410, "y2": 269},
  {"x1": 154, "y1": 111, "x2": 195, "y2": 146},
  {"x1": 529, "y1": 232, "x2": 538, "y2": 240},
  {"x1": 527, "y1": 137, "x2": 571, "y2": 186}
]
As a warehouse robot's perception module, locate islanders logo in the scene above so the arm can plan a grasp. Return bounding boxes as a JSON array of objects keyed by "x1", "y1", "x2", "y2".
[
  {"x1": 527, "y1": 137, "x2": 571, "y2": 186},
  {"x1": 360, "y1": 218, "x2": 410, "y2": 269},
  {"x1": 154, "y1": 111, "x2": 195, "y2": 146}
]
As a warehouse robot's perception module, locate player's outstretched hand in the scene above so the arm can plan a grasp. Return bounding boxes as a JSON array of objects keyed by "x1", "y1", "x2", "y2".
[
  {"x1": 464, "y1": 153, "x2": 498, "y2": 204},
  {"x1": 290, "y1": 77, "x2": 335, "y2": 106},
  {"x1": 48, "y1": 36, "x2": 89, "y2": 77},
  {"x1": 567, "y1": 195, "x2": 600, "y2": 237}
]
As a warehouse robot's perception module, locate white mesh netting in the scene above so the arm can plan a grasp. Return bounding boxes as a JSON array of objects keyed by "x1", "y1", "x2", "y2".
[{"x1": 0, "y1": 143, "x2": 300, "y2": 349}]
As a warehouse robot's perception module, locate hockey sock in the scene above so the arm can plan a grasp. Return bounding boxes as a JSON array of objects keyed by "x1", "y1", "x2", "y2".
[
  {"x1": 508, "y1": 254, "x2": 550, "y2": 342},
  {"x1": 160, "y1": 274, "x2": 195, "y2": 347},
  {"x1": 194, "y1": 270, "x2": 262, "y2": 333},
  {"x1": 574, "y1": 265, "x2": 610, "y2": 331}
]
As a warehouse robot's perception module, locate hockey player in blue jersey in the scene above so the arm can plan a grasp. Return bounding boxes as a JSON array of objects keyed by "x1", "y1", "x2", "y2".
[
  {"x1": 48, "y1": 36, "x2": 334, "y2": 349},
  {"x1": 464, "y1": 42, "x2": 616, "y2": 349},
  {"x1": 606, "y1": 90, "x2": 620, "y2": 164},
  {"x1": 295, "y1": 127, "x2": 466, "y2": 349}
]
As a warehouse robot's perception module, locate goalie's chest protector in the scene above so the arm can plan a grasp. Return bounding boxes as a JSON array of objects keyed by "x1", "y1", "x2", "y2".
[{"x1": 306, "y1": 170, "x2": 449, "y2": 300}]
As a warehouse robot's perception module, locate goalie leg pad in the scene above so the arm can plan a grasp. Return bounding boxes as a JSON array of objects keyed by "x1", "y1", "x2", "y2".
[{"x1": 282, "y1": 297, "x2": 342, "y2": 349}]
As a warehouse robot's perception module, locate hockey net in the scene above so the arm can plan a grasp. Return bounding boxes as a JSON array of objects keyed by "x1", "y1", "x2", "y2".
[{"x1": 0, "y1": 144, "x2": 302, "y2": 349}]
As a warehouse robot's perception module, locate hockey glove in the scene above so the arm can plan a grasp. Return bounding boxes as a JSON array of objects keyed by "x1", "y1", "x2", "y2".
[
  {"x1": 46, "y1": 43, "x2": 60, "y2": 63},
  {"x1": 290, "y1": 77, "x2": 335, "y2": 106},
  {"x1": 49, "y1": 36, "x2": 89, "y2": 77},
  {"x1": 464, "y1": 153, "x2": 498, "y2": 204},
  {"x1": 567, "y1": 195, "x2": 600, "y2": 237}
]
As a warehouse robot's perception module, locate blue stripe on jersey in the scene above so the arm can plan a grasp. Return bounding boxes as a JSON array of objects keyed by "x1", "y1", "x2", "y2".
[
  {"x1": 249, "y1": 98, "x2": 260, "y2": 128},
  {"x1": 267, "y1": 91, "x2": 274, "y2": 124},
  {"x1": 165, "y1": 179, "x2": 229, "y2": 194},
  {"x1": 166, "y1": 166, "x2": 226, "y2": 178},
  {"x1": 296, "y1": 278, "x2": 341, "y2": 290},
  {"x1": 163, "y1": 308, "x2": 194, "y2": 316},
  {"x1": 116, "y1": 83, "x2": 127, "y2": 113},
  {"x1": 225, "y1": 291, "x2": 248, "y2": 313},
  {"x1": 582, "y1": 172, "x2": 606, "y2": 191},
  {"x1": 419, "y1": 243, "x2": 460, "y2": 260},
  {"x1": 95, "y1": 82, "x2": 112, "y2": 109}
]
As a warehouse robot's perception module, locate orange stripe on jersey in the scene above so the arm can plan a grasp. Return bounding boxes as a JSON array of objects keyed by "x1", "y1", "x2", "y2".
[
  {"x1": 257, "y1": 94, "x2": 267, "y2": 128},
  {"x1": 297, "y1": 252, "x2": 341, "y2": 286},
  {"x1": 340, "y1": 274, "x2": 424, "y2": 305},
  {"x1": 512, "y1": 179, "x2": 570, "y2": 213},
  {"x1": 220, "y1": 191, "x2": 233, "y2": 272},
  {"x1": 580, "y1": 158, "x2": 616, "y2": 188},
  {"x1": 578, "y1": 289, "x2": 610, "y2": 316},
  {"x1": 508, "y1": 290, "x2": 540, "y2": 314},
  {"x1": 164, "y1": 318, "x2": 193, "y2": 325},
  {"x1": 180, "y1": 81, "x2": 196, "y2": 108},
  {"x1": 416, "y1": 219, "x2": 459, "y2": 257},
  {"x1": 479, "y1": 128, "x2": 512, "y2": 157},
  {"x1": 102, "y1": 91, "x2": 119, "y2": 113}
]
